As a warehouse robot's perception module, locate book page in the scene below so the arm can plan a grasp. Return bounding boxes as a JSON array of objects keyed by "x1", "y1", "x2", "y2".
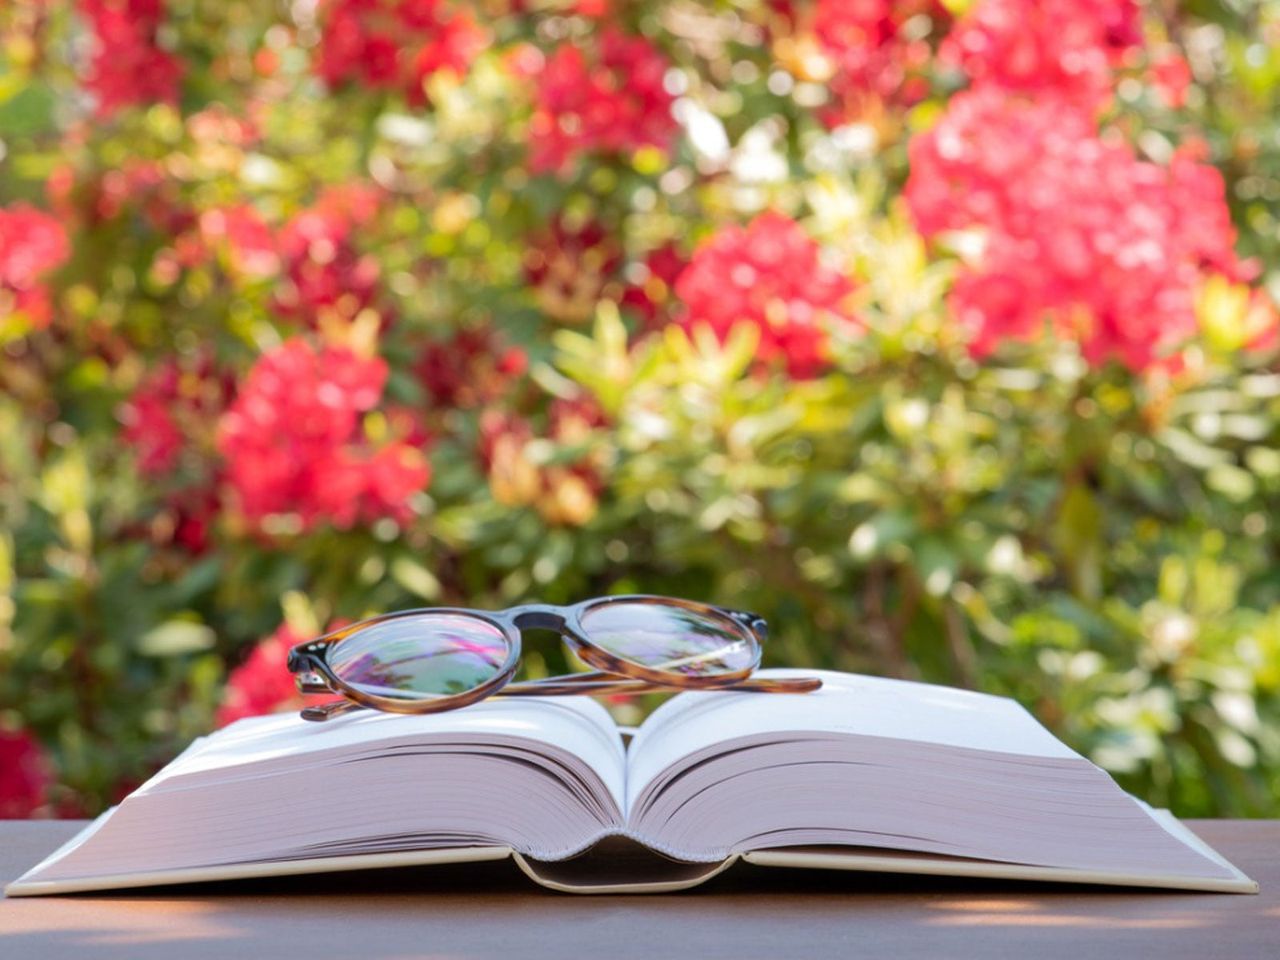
[
  {"x1": 9, "y1": 697, "x2": 630, "y2": 885},
  {"x1": 626, "y1": 669, "x2": 1081, "y2": 812},
  {"x1": 153, "y1": 696, "x2": 629, "y2": 813}
]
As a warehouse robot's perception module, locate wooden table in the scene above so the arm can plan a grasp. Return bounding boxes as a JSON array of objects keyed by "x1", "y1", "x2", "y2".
[{"x1": 1, "y1": 820, "x2": 1276, "y2": 959}]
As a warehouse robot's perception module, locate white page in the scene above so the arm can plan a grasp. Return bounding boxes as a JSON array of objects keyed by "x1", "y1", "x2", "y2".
[
  {"x1": 627, "y1": 669, "x2": 1083, "y2": 812},
  {"x1": 150, "y1": 696, "x2": 628, "y2": 814}
]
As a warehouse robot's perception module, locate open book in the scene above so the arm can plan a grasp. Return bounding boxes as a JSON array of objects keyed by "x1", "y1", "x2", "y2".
[{"x1": 6, "y1": 670, "x2": 1257, "y2": 896}]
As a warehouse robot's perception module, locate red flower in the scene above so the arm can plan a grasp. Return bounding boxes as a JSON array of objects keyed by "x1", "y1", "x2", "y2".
[
  {"x1": 410, "y1": 12, "x2": 487, "y2": 98},
  {"x1": 119, "y1": 351, "x2": 235, "y2": 478},
  {"x1": 620, "y1": 244, "x2": 686, "y2": 331},
  {"x1": 527, "y1": 28, "x2": 678, "y2": 176},
  {"x1": 123, "y1": 392, "x2": 183, "y2": 478},
  {"x1": 200, "y1": 205, "x2": 279, "y2": 280},
  {"x1": 811, "y1": 0, "x2": 938, "y2": 121},
  {"x1": 217, "y1": 338, "x2": 431, "y2": 533},
  {"x1": 940, "y1": 0, "x2": 1142, "y2": 114},
  {"x1": 118, "y1": 353, "x2": 233, "y2": 554},
  {"x1": 79, "y1": 0, "x2": 183, "y2": 117},
  {"x1": 216, "y1": 624, "x2": 307, "y2": 727},
  {"x1": 0, "y1": 728, "x2": 53, "y2": 818},
  {"x1": 167, "y1": 484, "x2": 223, "y2": 554},
  {"x1": 905, "y1": 88, "x2": 1247, "y2": 370},
  {"x1": 764, "y1": 0, "x2": 939, "y2": 124},
  {"x1": 272, "y1": 187, "x2": 387, "y2": 331},
  {"x1": 315, "y1": 0, "x2": 485, "y2": 106},
  {"x1": 504, "y1": 0, "x2": 610, "y2": 13},
  {"x1": 1150, "y1": 49, "x2": 1192, "y2": 109},
  {"x1": 0, "y1": 203, "x2": 69, "y2": 329},
  {"x1": 415, "y1": 327, "x2": 528, "y2": 410},
  {"x1": 523, "y1": 215, "x2": 623, "y2": 324},
  {"x1": 674, "y1": 212, "x2": 860, "y2": 378}
]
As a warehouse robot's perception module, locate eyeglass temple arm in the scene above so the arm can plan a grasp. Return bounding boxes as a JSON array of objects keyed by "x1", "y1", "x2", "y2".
[
  {"x1": 296, "y1": 672, "x2": 822, "y2": 721},
  {"x1": 293, "y1": 670, "x2": 366, "y2": 721},
  {"x1": 300, "y1": 698, "x2": 366, "y2": 722},
  {"x1": 500, "y1": 672, "x2": 822, "y2": 696},
  {"x1": 298, "y1": 665, "x2": 819, "y2": 695}
]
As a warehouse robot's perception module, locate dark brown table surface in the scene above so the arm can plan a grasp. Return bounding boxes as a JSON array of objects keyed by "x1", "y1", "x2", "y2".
[{"x1": 1, "y1": 820, "x2": 1276, "y2": 959}]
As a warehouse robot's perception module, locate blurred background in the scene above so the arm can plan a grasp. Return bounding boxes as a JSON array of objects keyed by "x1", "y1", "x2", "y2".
[{"x1": 1, "y1": 0, "x2": 1279, "y2": 819}]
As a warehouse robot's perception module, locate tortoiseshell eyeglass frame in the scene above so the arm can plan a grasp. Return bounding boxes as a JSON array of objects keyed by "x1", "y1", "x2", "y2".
[{"x1": 286, "y1": 594, "x2": 822, "y2": 722}]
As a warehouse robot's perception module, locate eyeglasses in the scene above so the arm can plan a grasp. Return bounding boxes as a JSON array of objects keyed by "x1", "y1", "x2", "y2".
[{"x1": 286, "y1": 595, "x2": 822, "y2": 722}]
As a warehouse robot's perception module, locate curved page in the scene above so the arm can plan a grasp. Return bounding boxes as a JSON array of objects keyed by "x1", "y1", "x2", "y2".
[
  {"x1": 625, "y1": 669, "x2": 1241, "y2": 883},
  {"x1": 18, "y1": 698, "x2": 627, "y2": 886},
  {"x1": 628, "y1": 668, "x2": 1079, "y2": 810}
]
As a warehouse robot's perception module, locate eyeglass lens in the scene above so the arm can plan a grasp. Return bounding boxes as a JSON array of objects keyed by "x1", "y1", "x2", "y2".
[
  {"x1": 577, "y1": 601, "x2": 758, "y2": 676},
  {"x1": 328, "y1": 613, "x2": 511, "y2": 699}
]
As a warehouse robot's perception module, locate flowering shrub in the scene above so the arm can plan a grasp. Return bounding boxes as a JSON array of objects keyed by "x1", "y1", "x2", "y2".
[
  {"x1": 271, "y1": 187, "x2": 388, "y2": 331},
  {"x1": 2, "y1": 0, "x2": 1280, "y2": 819},
  {"x1": 940, "y1": 0, "x2": 1141, "y2": 113},
  {"x1": 79, "y1": 0, "x2": 183, "y2": 117},
  {"x1": 0, "y1": 729, "x2": 52, "y2": 817},
  {"x1": 0, "y1": 204, "x2": 68, "y2": 331},
  {"x1": 315, "y1": 0, "x2": 486, "y2": 107},
  {"x1": 905, "y1": 89, "x2": 1249, "y2": 369},
  {"x1": 120, "y1": 351, "x2": 233, "y2": 477},
  {"x1": 790, "y1": 0, "x2": 938, "y2": 121},
  {"x1": 215, "y1": 623, "x2": 312, "y2": 727},
  {"x1": 674, "y1": 211, "x2": 860, "y2": 378},
  {"x1": 525, "y1": 28, "x2": 678, "y2": 176},
  {"x1": 217, "y1": 339, "x2": 431, "y2": 533}
]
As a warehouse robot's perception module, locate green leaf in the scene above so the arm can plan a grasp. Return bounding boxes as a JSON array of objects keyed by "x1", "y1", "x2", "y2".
[
  {"x1": 390, "y1": 556, "x2": 443, "y2": 601},
  {"x1": 137, "y1": 621, "x2": 217, "y2": 657}
]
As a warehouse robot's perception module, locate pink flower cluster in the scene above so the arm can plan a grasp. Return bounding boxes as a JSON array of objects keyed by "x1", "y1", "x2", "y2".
[
  {"x1": 674, "y1": 212, "x2": 860, "y2": 378},
  {"x1": 808, "y1": 0, "x2": 938, "y2": 121},
  {"x1": 0, "y1": 204, "x2": 69, "y2": 329},
  {"x1": 79, "y1": 0, "x2": 183, "y2": 117},
  {"x1": 526, "y1": 28, "x2": 678, "y2": 176},
  {"x1": 216, "y1": 623, "x2": 309, "y2": 727},
  {"x1": 1149, "y1": 50, "x2": 1193, "y2": 109},
  {"x1": 201, "y1": 187, "x2": 386, "y2": 330},
  {"x1": 906, "y1": 89, "x2": 1246, "y2": 370},
  {"x1": 941, "y1": 0, "x2": 1142, "y2": 113},
  {"x1": 315, "y1": 0, "x2": 486, "y2": 106},
  {"x1": 118, "y1": 352, "x2": 235, "y2": 553},
  {"x1": 272, "y1": 187, "x2": 386, "y2": 331},
  {"x1": 200, "y1": 205, "x2": 278, "y2": 280},
  {"x1": 217, "y1": 338, "x2": 430, "y2": 533},
  {"x1": 120, "y1": 352, "x2": 235, "y2": 477}
]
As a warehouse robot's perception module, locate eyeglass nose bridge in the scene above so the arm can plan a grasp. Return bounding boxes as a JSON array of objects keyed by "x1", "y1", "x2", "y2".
[{"x1": 509, "y1": 603, "x2": 569, "y2": 631}]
